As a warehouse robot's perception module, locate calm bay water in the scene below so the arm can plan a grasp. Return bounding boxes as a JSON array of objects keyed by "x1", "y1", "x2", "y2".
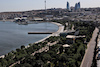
[{"x1": 0, "y1": 21, "x2": 58, "y2": 55}]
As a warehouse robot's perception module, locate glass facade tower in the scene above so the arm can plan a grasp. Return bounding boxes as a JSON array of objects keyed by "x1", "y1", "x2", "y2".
[
  {"x1": 67, "y1": 2, "x2": 70, "y2": 10},
  {"x1": 77, "y1": 2, "x2": 80, "y2": 9},
  {"x1": 75, "y1": 2, "x2": 80, "y2": 10}
]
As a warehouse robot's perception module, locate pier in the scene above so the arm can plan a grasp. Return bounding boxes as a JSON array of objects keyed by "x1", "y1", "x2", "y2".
[{"x1": 28, "y1": 32, "x2": 54, "y2": 34}]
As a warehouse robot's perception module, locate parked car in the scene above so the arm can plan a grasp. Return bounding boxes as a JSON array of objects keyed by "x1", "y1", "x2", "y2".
[
  {"x1": 98, "y1": 47, "x2": 100, "y2": 51},
  {"x1": 97, "y1": 51, "x2": 100, "y2": 60}
]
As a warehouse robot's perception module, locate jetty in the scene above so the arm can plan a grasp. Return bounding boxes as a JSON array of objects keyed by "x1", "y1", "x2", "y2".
[{"x1": 28, "y1": 32, "x2": 54, "y2": 34}]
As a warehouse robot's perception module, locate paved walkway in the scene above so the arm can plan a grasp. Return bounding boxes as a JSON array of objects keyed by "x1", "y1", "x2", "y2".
[
  {"x1": 32, "y1": 41, "x2": 57, "y2": 56},
  {"x1": 80, "y1": 28, "x2": 99, "y2": 67},
  {"x1": 34, "y1": 22, "x2": 64, "y2": 43},
  {"x1": 9, "y1": 41, "x2": 58, "y2": 67}
]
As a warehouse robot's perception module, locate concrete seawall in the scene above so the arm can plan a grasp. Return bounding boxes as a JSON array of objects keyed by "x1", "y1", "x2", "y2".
[{"x1": 34, "y1": 22, "x2": 64, "y2": 43}]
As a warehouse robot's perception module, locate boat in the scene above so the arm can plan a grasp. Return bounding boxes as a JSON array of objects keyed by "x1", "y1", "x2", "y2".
[{"x1": 14, "y1": 17, "x2": 28, "y2": 25}]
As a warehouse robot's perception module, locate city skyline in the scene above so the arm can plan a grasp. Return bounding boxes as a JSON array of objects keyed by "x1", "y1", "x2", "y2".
[{"x1": 0, "y1": 0, "x2": 100, "y2": 12}]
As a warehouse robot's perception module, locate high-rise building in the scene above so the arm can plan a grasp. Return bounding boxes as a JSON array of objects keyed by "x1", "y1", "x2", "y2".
[
  {"x1": 77, "y1": 2, "x2": 80, "y2": 9},
  {"x1": 75, "y1": 2, "x2": 81, "y2": 10},
  {"x1": 75, "y1": 3, "x2": 78, "y2": 10},
  {"x1": 67, "y1": 2, "x2": 70, "y2": 10}
]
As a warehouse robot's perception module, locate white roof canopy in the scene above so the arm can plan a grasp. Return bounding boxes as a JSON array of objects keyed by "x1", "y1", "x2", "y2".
[
  {"x1": 63, "y1": 44, "x2": 70, "y2": 47},
  {"x1": 66, "y1": 35, "x2": 85, "y2": 38}
]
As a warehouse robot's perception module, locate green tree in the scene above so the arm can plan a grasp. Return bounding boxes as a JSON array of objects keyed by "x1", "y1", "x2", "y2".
[
  {"x1": 41, "y1": 54, "x2": 51, "y2": 62},
  {"x1": 21, "y1": 45, "x2": 25, "y2": 50},
  {"x1": 16, "y1": 48, "x2": 21, "y2": 52},
  {"x1": 59, "y1": 46, "x2": 63, "y2": 54}
]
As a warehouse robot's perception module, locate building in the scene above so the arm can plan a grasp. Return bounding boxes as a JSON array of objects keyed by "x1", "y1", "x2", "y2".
[
  {"x1": 45, "y1": 15, "x2": 53, "y2": 18},
  {"x1": 33, "y1": 17, "x2": 43, "y2": 21},
  {"x1": 77, "y1": 2, "x2": 80, "y2": 9},
  {"x1": 60, "y1": 30, "x2": 76, "y2": 37},
  {"x1": 45, "y1": 15, "x2": 53, "y2": 21},
  {"x1": 67, "y1": 2, "x2": 70, "y2": 11},
  {"x1": 75, "y1": 3, "x2": 78, "y2": 10},
  {"x1": 75, "y1": 2, "x2": 81, "y2": 11}
]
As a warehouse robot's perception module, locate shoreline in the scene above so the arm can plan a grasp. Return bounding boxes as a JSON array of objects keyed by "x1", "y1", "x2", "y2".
[
  {"x1": 34, "y1": 22, "x2": 64, "y2": 43},
  {"x1": 0, "y1": 22, "x2": 64, "y2": 58},
  {"x1": 25, "y1": 22, "x2": 64, "y2": 47},
  {"x1": 0, "y1": 19, "x2": 14, "y2": 22}
]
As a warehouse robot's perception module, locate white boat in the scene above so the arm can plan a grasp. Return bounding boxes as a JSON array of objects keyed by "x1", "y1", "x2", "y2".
[{"x1": 14, "y1": 17, "x2": 28, "y2": 25}]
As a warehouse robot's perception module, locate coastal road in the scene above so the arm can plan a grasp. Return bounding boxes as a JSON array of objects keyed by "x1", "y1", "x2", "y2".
[
  {"x1": 97, "y1": 60, "x2": 100, "y2": 67},
  {"x1": 80, "y1": 28, "x2": 99, "y2": 67}
]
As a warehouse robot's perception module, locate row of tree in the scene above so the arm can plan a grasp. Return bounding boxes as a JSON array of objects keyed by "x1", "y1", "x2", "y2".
[
  {"x1": 13, "y1": 37, "x2": 86, "y2": 67},
  {"x1": 0, "y1": 41, "x2": 48, "y2": 67}
]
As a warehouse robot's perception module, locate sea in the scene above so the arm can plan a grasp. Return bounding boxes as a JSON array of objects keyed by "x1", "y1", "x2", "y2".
[{"x1": 0, "y1": 21, "x2": 58, "y2": 55}]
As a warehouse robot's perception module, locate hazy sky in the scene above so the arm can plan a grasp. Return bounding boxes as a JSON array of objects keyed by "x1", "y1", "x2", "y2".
[{"x1": 0, "y1": 0, "x2": 100, "y2": 12}]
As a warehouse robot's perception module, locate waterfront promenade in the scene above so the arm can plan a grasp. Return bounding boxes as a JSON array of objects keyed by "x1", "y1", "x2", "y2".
[
  {"x1": 8, "y1": 22, "x2": 64, "y2": 67},
  {"x1": 80, "y1": 28, "x2": 99, "y2": 67},
  {"x1": 34, "y1": 22, "x2": 64, "y2": 43}
]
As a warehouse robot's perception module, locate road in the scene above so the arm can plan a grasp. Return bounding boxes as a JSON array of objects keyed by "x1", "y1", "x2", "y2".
[
  {"x1": 97, "y1": 35, "x2": 100, "y2": 67},
  {"x1": 97, "y1": 60, "x2": 100, "y2": 67},
  {"x1": 80, "y1": 28, "x2": 99, "y2": 67}
]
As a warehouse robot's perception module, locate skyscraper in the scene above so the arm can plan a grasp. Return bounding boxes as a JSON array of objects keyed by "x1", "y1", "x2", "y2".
[
  {"x1": 75, "y1": 2, "x2": 81, "y2": 11},
  {"x1": 75, "y1": 3, "x2": 78, "y2": 10},
  {"x1": 77, "y1": 2, "x2": 80, "y2": 9},
  {"x1": 67, "y1": 1, "x2": 70, "y2": 10}
]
